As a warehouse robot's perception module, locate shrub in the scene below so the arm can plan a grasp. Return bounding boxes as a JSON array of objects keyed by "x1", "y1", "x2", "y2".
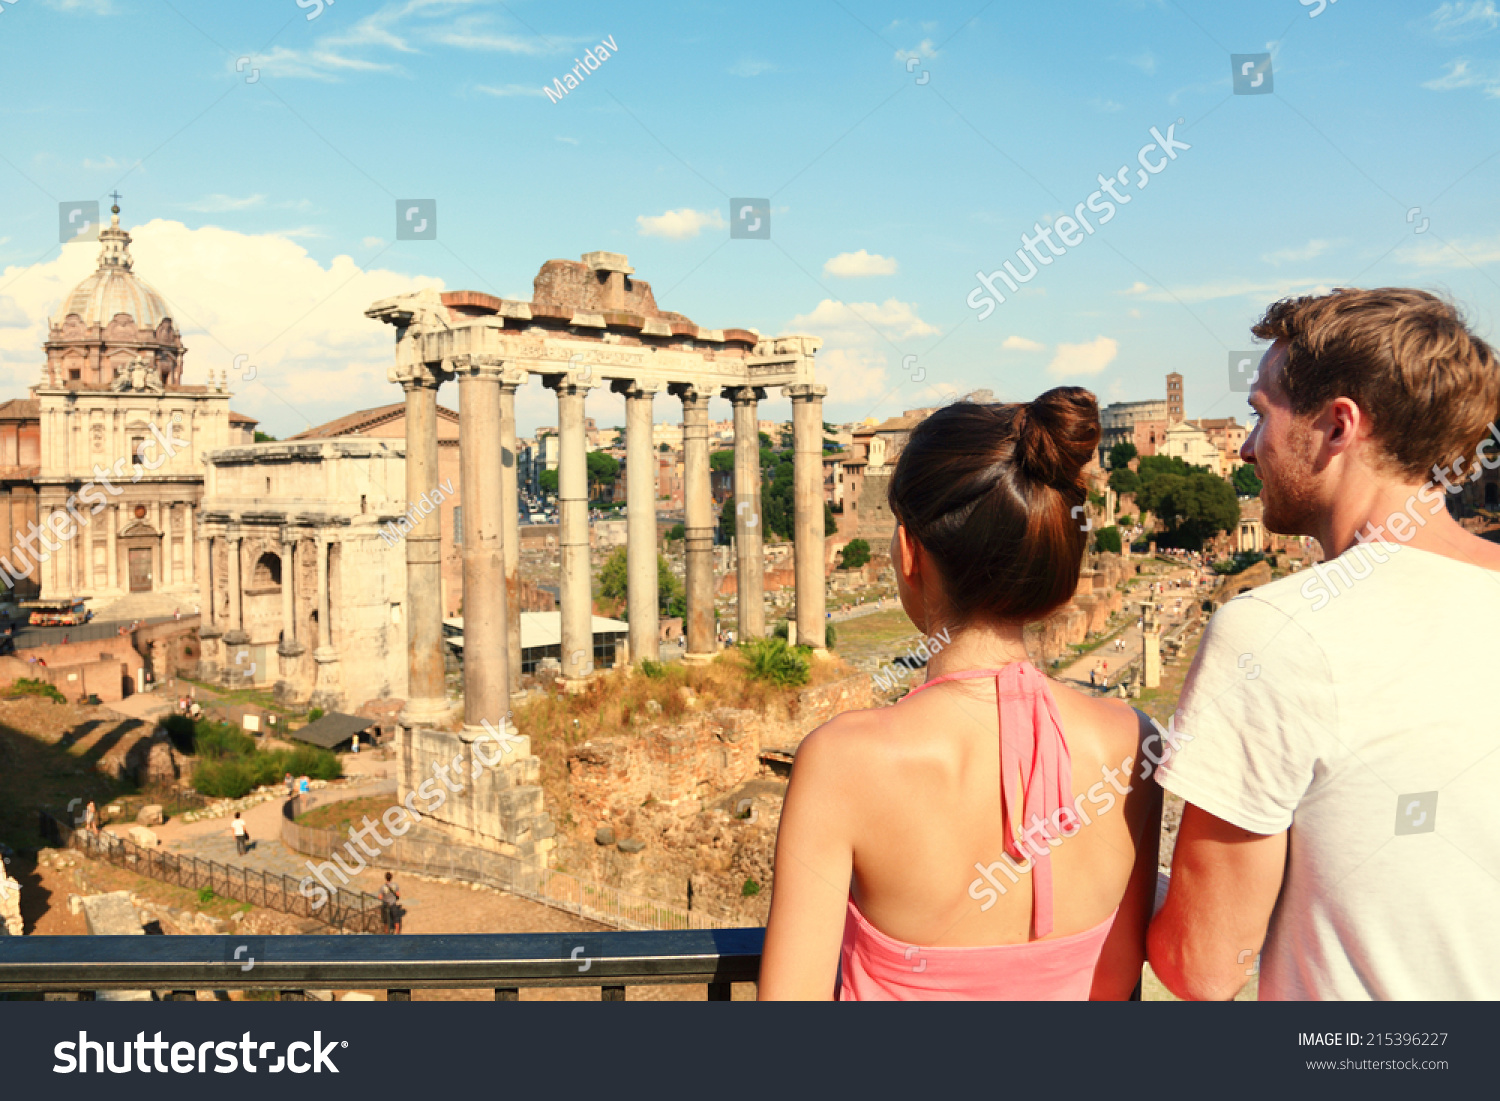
[
  {"x1": 742, "y1": 878, "x2": 761, "y2": 897},
  {"x1": 839, "y1": 538, "x2": 871, "y2": 570},
  {"x1": 307, "y1": 707, "x2": 325, "y2": 722},
  {"x1": 197, "y1": 888, "x2": 217, "y2": 906},
  {"x1": 190, "y1": 717, "x2": 341, "y2": 797},
  {"x1": 1095, "y1": 526, "x2": 1122, "y2": 554},
  {"x1": 10, "y1": 678, "x2": 65, "y2": 704},
  {"x1": 825, "y1": 623, "x2": 836, "y2": 649},
  {"x1": 640, "y1": 659, "x2": 666, "y2": 679},
  {"x1": 739, "y1": 637, "x2": 810, "y2": 688}
]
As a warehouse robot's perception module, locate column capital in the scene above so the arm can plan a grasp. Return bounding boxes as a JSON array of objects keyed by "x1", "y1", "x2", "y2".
[
  {"x1": 448, "y1": 354, "x2": 526, "y2": 388},
  {"x1": 784, "y1": 383, "x2": 828, "y2": 403},
  {"x1": 722, "y1": 385, "x2": 767, "y2": 405},
  {"x1": 542, "y1": 373, "x2": 596, "y2": 397},
  {"x1": 392, "y1": 360, "x2": 451, "y2": 391},
  {"x1": 668, "y1": 381, "x2": 713, "y2": 406},
  {"x1": 611, "y1": 379, "x2": 663, "y2": 399}
]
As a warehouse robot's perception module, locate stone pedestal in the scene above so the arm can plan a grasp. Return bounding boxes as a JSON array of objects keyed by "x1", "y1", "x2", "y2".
[
  {"x1": 310, "y1": 648, "x2": 343, "y2": 711},
  {"x1": 196, "y1": 626, "x2": 222, "y2": 683},
  {"x1": 275, "y1": 640, "x2": 308, "y2": 706}
]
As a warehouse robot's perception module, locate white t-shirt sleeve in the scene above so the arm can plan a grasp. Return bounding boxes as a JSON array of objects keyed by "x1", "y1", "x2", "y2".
[{"x1": 1156, "y1": 594, "x2": 1336, "y2": 835}]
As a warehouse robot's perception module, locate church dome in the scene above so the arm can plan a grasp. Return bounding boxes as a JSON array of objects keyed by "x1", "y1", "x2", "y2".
[{"x1": 53, "y1": 207, "x2": 171, "y2": 330}]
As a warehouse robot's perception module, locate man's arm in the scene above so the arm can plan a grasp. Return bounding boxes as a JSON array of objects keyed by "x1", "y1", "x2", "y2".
[{"x1": 1147, "y1": 803, "x2": 1287, "y2": 1001}]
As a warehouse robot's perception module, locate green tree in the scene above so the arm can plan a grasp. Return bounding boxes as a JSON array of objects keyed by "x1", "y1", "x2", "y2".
[
  {"x1": 1232, "y1": 463, "x2": 1263, "y2": 496},
  {"x1": 1094, "y1": 526, "x2": 1122, "y2": 554},
  {"x1": 586, "y1": 451, "x2": 620, "y2": 494},
  {"x1": 599, "y1": 547, "x2": 684, "y2": 618},
  {"x1": 825, "y1": 502, "x2": 838, "y2": 536},
  {"x1": 758, "y1": 431, "x2": 773, "y2": 449},
  {"x1": 823, "y1": 438, "x2": 842, "y2": 454},
  {"x1": 1138, "y1": 471, "x2": 1239, "y2": 551},
  {"x1": 710, "y1": 449, "x2": 736, "y2": 473},
  {"x1": 1108, "y1": 441, "x2": 1137, "y2": 469},
  {"x1": 1109, "y1": 467, "x2": 1139, "y2": 495},
  {"x1": 253, "y1": 430, "x2": 277, "y2": 443},
  {"x1": 1137, "y1": 454, "x2": 1199, "y2": 484},
  {"x1": 840, "y1": 538, "x2": 871, "y2": 569},
  {"x1": 538, "y1": 468, "x2": 558, "y2": 496}
]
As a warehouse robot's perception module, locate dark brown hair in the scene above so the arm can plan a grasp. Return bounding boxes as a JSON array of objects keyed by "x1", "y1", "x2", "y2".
[
  {"x1": 1252, "y1": 288, "x2": 1499, "y2": 480},
  {"x1": 887, "y1": 387, "x2": 1100, "y2": 627}
]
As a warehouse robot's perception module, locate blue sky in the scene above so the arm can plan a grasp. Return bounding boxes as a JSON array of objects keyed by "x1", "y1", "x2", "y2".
[{"x1": 1, "y1": 0, "x2": 1497, "y2": 439}]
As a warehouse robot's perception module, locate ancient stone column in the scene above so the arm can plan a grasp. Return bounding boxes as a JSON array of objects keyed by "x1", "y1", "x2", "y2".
[
  {"x1": 106, "y1": 503, "x2": 118, "y2": 594},
  {"x1": 788, "y1": 383, "x2": 829, "y2": 655},
  {"x1": 310, "y1": 534, "x2": 342, "y2": 709},
  {"x1": 499, "y1": 371, "x2": 526, "y2": 697},
  {"x1": 183, "y1": 504, "x2": 195, "y2": 588},
  {"x1": 225, "y1": 533, "x2": 245, "y2": 639},
  {"x1": 279, "y1": 535, "x2": 298, "y2": 649},
  {"x1": 673, "y1": 382, "x2": 714, "y2": 663},
  {"x1": 1142, "y1": 599, "x2": 1162, "y2": 689},
  {"x1": 725, "y1": 385, "x2": 766, "y2": 642},
  {"x1": 275, "y1": 534, "x2": 305, "y2": 705},
  {"x1": 455, "y1": 354, "x2": 510, "y2": 733},
  {"x1": 548, "y1": 373, "x2": 594, "y2": 688},
  {"x1": 398, "y1": 370, "x2": 450, "y2": 727},
  {"x1": 201, "y1": 533, "x2": 216, "y2": 629},
  {"x1": 614, "y1": 379, "x2": 661, "y2": 665}
]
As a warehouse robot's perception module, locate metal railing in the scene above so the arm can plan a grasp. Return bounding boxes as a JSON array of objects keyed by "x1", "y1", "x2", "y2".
[
  {"x1": 40, "y1": 810, "x2": 383, "y2": 933},
  {"x1": 0, "y1": 929, "x2": 764, "y2": 1001}
]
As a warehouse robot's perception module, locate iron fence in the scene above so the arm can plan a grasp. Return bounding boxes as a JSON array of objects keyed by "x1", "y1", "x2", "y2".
[{"x1": 39, "y1": 810, "x2": 382, "y2": 933}]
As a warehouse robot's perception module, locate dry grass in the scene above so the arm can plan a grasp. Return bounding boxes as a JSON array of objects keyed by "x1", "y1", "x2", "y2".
[{"x1": 514, "y1": 649, "x2": 854, "y2": 821}]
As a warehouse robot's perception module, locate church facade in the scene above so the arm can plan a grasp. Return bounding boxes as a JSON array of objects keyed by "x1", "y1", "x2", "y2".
[{"x1": 0, "y1": 205, "x2": 255, "y2": 615}]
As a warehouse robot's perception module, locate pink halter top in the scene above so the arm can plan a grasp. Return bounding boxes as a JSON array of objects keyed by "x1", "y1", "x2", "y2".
[{"x1": 837, "y1": 662, "x2": 1117, "y2": 1000}]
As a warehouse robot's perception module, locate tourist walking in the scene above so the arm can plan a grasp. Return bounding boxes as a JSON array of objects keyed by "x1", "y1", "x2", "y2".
[
  {"x1": 83, "y1": 800, "x2": 98, "y2": 836},
  {"x1": 379, "y1": 872, "x2": 403, "y2": 935},
  {"x1": 1150, "y1": 287, "x2": 1500, "y2": 1000},
  {"x1": 231, "y1": 812, "x2": 248, "y2": 856},
  {"x1": 761, "y1": 388, "x2": 1161, "y2": 1000}
]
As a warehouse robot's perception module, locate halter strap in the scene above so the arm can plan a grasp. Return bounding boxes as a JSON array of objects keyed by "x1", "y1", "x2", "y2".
[{"x1": 906, "y1": 662, "x2": 1073, "y2": 938}]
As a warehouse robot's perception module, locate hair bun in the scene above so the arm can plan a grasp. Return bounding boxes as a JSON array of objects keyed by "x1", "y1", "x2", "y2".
[{"x1": 1014, "y1": 387, "x2": 1101, "y2": 489}]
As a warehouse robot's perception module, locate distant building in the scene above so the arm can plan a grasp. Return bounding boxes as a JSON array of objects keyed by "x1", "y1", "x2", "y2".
[
  {"x1": 1100, "y1": 399, "x2": 1169, "y2": 463},
  {"x1": 1187, "y1": 416, "x2": 1248, "y2": 471},
  {"x1": 1166, "y1": 371, "x2": 1184, "y2": 423},
  {"x1": 1161, "y1": 420, "x2": 1223, "y2": 476}
]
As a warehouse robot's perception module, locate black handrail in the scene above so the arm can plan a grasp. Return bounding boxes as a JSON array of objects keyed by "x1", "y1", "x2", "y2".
[{"x1": 0, "y1": 930, "x2": 765, "y2": 1000}]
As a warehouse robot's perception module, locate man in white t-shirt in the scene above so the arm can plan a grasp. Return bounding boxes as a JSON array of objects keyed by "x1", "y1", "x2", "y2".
[{"x1": 1148, "y1": 288, "x2": 1500, "y2": 1000}]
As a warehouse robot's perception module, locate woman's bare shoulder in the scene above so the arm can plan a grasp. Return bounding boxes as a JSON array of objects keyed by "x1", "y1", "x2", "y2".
[{"x1": 1048, "y1": 678, "x2": 1151, "y2": 754}]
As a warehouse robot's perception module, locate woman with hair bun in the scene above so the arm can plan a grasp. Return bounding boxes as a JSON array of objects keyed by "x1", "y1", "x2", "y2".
[{"x1": 760, "y1": 388, "x2": 1162, "y2": 1000}]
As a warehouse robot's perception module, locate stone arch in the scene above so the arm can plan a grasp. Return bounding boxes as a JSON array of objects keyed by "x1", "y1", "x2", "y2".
[{"x1": 253, "y1": 550, "x2": 282, "y2": 588}]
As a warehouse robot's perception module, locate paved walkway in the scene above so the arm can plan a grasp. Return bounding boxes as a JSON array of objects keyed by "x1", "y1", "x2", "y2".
[{"x1": 1056, "y1": 567, "x2": 1210, "y2": 695}]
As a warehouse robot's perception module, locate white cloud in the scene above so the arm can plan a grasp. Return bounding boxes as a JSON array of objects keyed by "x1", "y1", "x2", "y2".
[
  {"x1": 474, "y1": 83, "x2": 547, "y2": 97},
  {"x1": 1048, "y1": 337, "x2": 1118, "y2": 378},
  {"x1": 1001, "y1": 335, "x2": 1045, "y2": 352},
  {"x1": 184, "y1": 194, "x2": 267, "y2": 213},
  {"x1": 1427, "y1": 2, "x2": 1500, "y2": 38},
  {"x1": 250, "y1": 47, "x2": 400, "y2": 82},
  {"x1": 1120, "y1": 281, "x2": 1153, "y2": 296},
  {"x1": 823, "y1": 249, "x2": 898, "y2": 278},
  {"x1": 362, "y1": 237, "x2": 386, "y2": 249},
  {"x1": 809, "y1": 348, "x2": 888, "y2": 403},
  {"x1": 729, "y1": 58, "x2": 777, "y2": 77},
  {"x1": 0, "y1": 219, "x2": 444, "y2": 436},
  {"x1": 1262, "y1": 239, "x2": 1333, "y2": 265},
  {"x1": 556, "y1": 136, "x2": 580, "y2": 145},
  {"x1": 1396, "y1": 232, "x2": 1500, "y2": 268},
  {"x1": 0, "y1": 296, "x2": 29, "y2": 327},
  {"x1": 635, "y1": 208, "x2": 726, "y2": 239},
  {"x1": 788, "y1": 299, "x2": 939, "y2": 341},
  {"x1": 1423, "y1": 58, "x2": 1500, "y2": 95},
  {"x1": 1121, "y1": 276, "x2": 1336, "y2": 304},
  {"x1": 895, "y1": 39, "x2": 937, "y2": 63}
]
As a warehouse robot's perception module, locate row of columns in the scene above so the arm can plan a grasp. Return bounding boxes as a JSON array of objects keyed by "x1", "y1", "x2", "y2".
[
  {"x1": 201, "y1": 529, "x2": 334, "y2": 649},
  {"x1": 41, "y1": 500, "x2": 198, "y2": 598},
  {"x1": 397, "y1": 360, "x2": 828, "y2": 736}
]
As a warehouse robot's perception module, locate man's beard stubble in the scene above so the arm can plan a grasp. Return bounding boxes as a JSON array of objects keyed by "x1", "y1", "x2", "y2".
[{"x1": 1259, "y1": 419, "x2": 1321, "y2": 537}]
